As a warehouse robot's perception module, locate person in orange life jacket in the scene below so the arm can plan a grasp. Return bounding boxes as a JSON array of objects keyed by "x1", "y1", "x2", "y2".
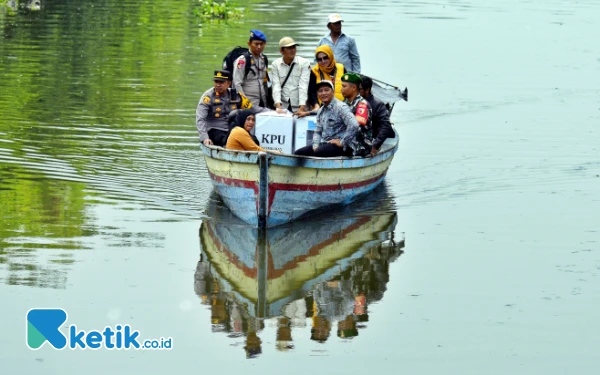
[
  {"x1": 232, "y1": 30, "x2": 269, "y2": 108},
  {"x1": 196, "y1": 70, "x2": 254, "y2": 147},
  {"x1": 358, "y1": 75, "x2": 395, "y2": 156},
  {"x1": 304, "y1": 45, "x2": 346, "y2": 113},
  {"x1": 340, "y1": 72, "x2": 374, "y2": 157}
]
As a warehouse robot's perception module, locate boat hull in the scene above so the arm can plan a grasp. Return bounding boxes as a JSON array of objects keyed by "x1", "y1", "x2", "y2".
[{"x1": 202, "y1": 134, "x2": 398, "y2": 227}]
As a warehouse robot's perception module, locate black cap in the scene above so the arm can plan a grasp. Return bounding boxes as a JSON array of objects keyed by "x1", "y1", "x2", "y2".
[{"x1": 213, "y1": 70, "x2": 231, "y2": 81}]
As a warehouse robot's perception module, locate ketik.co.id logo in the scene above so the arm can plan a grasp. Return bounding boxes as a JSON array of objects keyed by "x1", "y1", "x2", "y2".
[{"x1": 26, "y1": 308, "x2": 173, "y2": 350}]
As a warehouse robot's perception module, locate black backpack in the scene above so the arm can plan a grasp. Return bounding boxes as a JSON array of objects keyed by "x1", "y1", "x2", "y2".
[{"x1": 222, "y1": 46, "x2": 269, "y2": 81}]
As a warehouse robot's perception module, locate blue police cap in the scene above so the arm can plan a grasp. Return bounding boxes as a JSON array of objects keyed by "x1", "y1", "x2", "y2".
[{"x1": 249, "y1": 29, "x2": 267, "y2": 42}]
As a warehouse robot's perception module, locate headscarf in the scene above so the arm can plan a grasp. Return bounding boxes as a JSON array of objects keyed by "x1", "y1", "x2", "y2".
[
  {"x1": 235, "y1": 109, "x2": 255, "y2": 129},
  {"x1": 312, "y1": 45, "x2": 337, "y2": 76},
  {"x1": 227, "y1": 109, "x2": 260, "y2": 146}
]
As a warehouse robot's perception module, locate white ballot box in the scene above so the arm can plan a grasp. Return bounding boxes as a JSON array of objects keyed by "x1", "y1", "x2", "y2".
[
  {"x1": 294, "y1": 115, "x2": 317, "y2": 150},
  {"x1": 255, "y1": 112, "x2": 295, "y2": 154}
]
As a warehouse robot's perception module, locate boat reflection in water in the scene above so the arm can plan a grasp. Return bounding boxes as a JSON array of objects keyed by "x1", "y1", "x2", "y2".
[{"x1": 194, "y1": 187, "x2": 404, "y2": 358}]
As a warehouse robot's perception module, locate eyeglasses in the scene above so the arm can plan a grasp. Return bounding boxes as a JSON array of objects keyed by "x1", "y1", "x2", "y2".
[{"x1": 316, "y1": 57, "x2": 329, "y2": 62}]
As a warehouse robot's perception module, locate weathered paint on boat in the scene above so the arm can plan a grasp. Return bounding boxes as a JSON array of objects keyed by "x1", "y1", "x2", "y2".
[
  {"x1": 198, "y1": 211, "x2": 400, "y2": 317},
  {"x1": 201, "y1": 132, "x2": 399, "y2": 228}
]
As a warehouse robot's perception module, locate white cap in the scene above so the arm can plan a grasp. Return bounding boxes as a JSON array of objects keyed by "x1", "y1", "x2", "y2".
[
  {"x1": 315, "y1": 80, "x2": 334, "y2": 90},
  {"x1": 327, "y1": 14, "x2": 344, "y2": 24}
]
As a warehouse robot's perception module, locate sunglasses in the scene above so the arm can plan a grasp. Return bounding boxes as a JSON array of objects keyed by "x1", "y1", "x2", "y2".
[{"x1": 316, "y1": 56, "x2": 330, "y2": 62}]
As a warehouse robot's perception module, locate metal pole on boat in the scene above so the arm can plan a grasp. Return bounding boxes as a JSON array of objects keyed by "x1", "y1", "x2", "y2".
[{"x1": 258, "y1": 152, "x2": 269, "y2": 229}]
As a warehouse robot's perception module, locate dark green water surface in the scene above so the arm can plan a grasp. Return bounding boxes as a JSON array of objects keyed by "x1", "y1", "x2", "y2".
[{"x1": 1, "y1": 0, "x2": 599, "y2": 373}]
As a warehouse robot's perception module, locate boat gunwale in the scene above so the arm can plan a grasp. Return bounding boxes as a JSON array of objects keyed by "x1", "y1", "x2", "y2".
[{"x1": 200, "y1": 131, "x2": 399, "y2": 170}]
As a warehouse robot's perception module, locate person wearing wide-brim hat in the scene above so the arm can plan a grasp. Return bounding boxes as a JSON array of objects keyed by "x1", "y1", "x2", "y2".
[
  {"x1": 270, "y1": 36, "x2": 311, "y2": 114},
  {"x1": 316, "y1": 13, "x2": 361, "y2": 73},
  {"x1": 196, "y1": 69, "x2": 254, "y2": 147},
  {"x1": 293, "y1": 80, "x2": 361, "y2": 158}
]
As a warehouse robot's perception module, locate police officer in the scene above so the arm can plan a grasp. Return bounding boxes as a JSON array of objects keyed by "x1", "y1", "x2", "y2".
[
  {"x1": 196, "y1": 70, "x2": 253, "y2": 146},
  {"x1": 232, "y1": 30, "x2": 269, "y2": 108}
]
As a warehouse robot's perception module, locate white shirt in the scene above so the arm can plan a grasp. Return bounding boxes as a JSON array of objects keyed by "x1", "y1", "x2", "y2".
[{"x1": 270, "y1": 55, "x2": 311, "y2": 111}]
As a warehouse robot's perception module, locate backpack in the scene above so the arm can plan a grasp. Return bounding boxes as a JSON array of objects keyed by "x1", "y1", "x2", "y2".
[{"x1": 222, "y1": 46, "x2": 269, "y2": 82}]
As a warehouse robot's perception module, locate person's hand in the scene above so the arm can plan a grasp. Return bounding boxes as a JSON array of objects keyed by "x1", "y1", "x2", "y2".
[
  {"x1": 298, "y1": 105, "x2": 306, "y2": 112},
  {"x1": 276, "y1": 108, "x2": 287, "y2": 114},
  {"x1": 275, "y1": 102, "x2": 282, "y2": 109},
  {"x1": 203, "y1": 139, "x2": 213, "y2": 146},
  {"x1": 370, "y1": 147, "x2": 379, "y2": 156},
  {"x1": 294, "y1": 110, "x2": 309, "y2": 118},
  {"x1": 328, "y1": 139, "x2": 342, "y2": 147}
]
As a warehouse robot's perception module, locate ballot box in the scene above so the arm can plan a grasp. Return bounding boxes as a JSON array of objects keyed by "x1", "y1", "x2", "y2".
[
  {"x1": 294, "y1": 115, "x2": 317, "y2": 149},
  {"x1": 254, "y1": 112, "x2": 295, "y2": 154}
]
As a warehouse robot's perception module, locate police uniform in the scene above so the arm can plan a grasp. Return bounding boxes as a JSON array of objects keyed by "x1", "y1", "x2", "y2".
[
  {"x1": 232, "y1": 30, "x2": 269, "y2": 108},
  {"x1": 196, "y1": 70, "x2": 252, "y2": 146}
]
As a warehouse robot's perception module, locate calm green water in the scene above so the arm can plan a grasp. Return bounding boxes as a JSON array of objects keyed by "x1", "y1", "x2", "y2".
[{"x1": 2, "y1": 0, "x2": 599, "y2": 373}]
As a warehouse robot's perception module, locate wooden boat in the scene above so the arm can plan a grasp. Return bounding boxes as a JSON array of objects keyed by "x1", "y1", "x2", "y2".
[
  {"x1": 201, "y1": 134, "x2": 397, "y2": 228},
  {"x1": 200, "y1": 81, "x2": 407, "y2": 228}
]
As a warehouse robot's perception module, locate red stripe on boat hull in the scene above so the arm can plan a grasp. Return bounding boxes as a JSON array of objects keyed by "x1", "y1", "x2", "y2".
[{"x1": 208, "y1": 171, "x2": 387, "y2": 218}]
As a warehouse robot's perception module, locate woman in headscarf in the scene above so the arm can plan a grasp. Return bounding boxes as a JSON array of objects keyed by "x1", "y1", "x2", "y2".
[
  {"x1": 225, "y1": 109, "x2": 266, "y2": 152},
  {"x1": 306, "y1": 45, "x2": 346, "y2": 111}
]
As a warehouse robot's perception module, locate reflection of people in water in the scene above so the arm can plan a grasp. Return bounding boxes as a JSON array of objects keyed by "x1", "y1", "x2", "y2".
[
  {"x1": 354, "y1": 293, "x2": 368, "y2": 322},
  {"x1": 210, "y1": 289, "x2": 229, "y2": 331},
  {"x1": 194, "y1": 219, "x2": 404, "y2": 356},
  {"x1": 195, "y1": 255, "x2": 266, "y2": 358},
  {"x1": 244, "y1": 318, "x2": 264, "y2": 358},
  {"x1": 194, "y1": 258, "x2": 212, "y2": 305},
  {"x1": 310, "y1": 315, "x2": 332, "y2": 343},
  {"x1": 276, "y1": 317, "x2": 293, "y2": 351},
  {"x1": 229, "y1": 302, "x2": 244, "y2": 336},
  {"x1": 337, "y1": 314, "x2": 358, "y2": 338},
  {"x1": 245, "y1": 330, "x2": 262, "y2": 359}
]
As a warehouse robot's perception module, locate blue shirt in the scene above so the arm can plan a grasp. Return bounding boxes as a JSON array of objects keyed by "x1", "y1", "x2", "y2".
[{"x1": 317, "y1": 33, "x2": 361, "y2": 73}]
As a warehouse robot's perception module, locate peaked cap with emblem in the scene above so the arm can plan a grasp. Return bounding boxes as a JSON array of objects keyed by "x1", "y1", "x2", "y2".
[{"x1": 213, "y1": 70, "x2": 231, "y2": 81}]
